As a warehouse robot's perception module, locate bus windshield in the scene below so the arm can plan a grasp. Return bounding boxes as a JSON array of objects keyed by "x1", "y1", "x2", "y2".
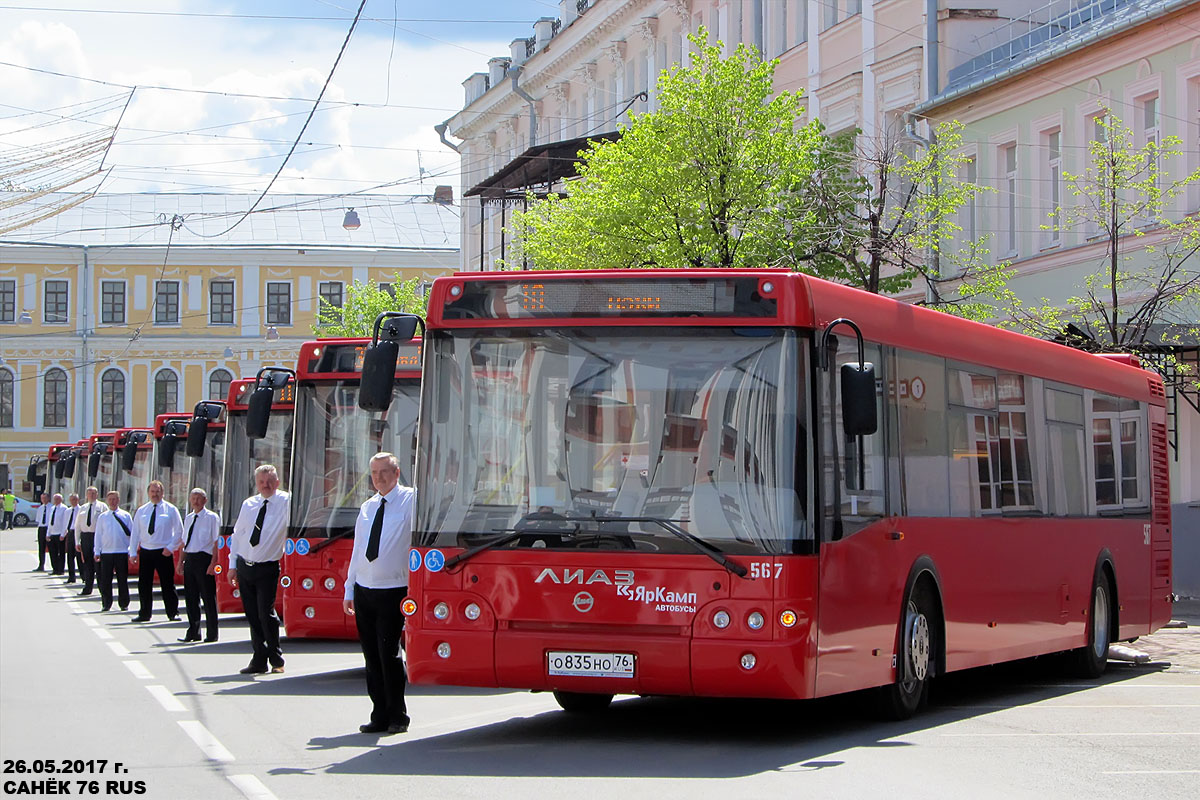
[
  {"x1": 118, "y1": 451, "x2": 150, "y2": 512},
  {"x1": 292, "y1": 379, "x2": 420, "y2": 539},
  {"x1": 222, "y1": 412, "x2": 292, "y2": 526},
  {"x1": 417, "y1": 327, "x2": 805, "y2": 555},
  {"x1": 188, "y1": 430, "x2": 226, "y2": 518}
]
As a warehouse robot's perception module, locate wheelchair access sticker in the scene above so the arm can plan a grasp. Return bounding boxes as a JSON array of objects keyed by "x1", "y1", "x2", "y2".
[
  {"x1": 409, "y1": 549, "x2": 422, "y2": 572},
  {"x1": 424, "y1": 549, "x2": 445, "y2": 572},
  {"x1": 217, "y1": 536, "x2": 225, "y2": 549},
  {"x1": 295, "y1": 538, "x2": 310, "y2": 556},
  {"x1": 284, "y1": 539, "x2": 296, "y2": 555}
]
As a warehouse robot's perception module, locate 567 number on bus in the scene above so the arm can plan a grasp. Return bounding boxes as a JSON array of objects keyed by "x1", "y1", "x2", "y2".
[{"x1": 748, "y1": 563, "x2": 783, "y2": 579}]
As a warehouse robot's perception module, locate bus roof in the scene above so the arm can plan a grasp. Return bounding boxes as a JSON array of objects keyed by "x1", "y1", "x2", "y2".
[
  {"x1": 295, "y1": 337, "x2": 422, "y2": 381},
  {"x1": 113, "y1": 428, "x2": 153, "y2": 449},
  {"x1": 153, "y1": 413, "x2": 191, "y2": 438},
  {"x1": 226, "y1": 376, "x2": 295, "y2": 412}
]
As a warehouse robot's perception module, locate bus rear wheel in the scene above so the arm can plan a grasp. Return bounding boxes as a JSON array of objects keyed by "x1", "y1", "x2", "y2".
[
  {"x1": 553, "y1": 691, "x2": 614, "y2": 714},
  {"x1": 1069, "y1": 575, "x2": 1111, "y2": 678},
  {"x1": 879, "y1": 583, "x2": 936, "y2": 720}
]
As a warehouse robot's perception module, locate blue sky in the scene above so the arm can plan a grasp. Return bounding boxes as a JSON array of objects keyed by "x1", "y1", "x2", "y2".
[{"x1": 0, "y1": 1, "x2": 560, "y2": 197}]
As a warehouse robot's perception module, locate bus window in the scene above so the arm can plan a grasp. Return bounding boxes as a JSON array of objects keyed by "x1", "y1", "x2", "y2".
[
  {"x1": 896, "y1": 350, "x2": 949, "y2": 517},
  {"x1": 1045, "y1": 387, "x2": 1085, "y2": 516},
  {"x1": 822, "y1": 341, "x2": 886, "y2": 535},
  {"x1": 947, "y1": 367, "x2": 999, "y2": 516},
  {"x1": 1091, "y1": 394, "x2": 1147, "y2": 512}
]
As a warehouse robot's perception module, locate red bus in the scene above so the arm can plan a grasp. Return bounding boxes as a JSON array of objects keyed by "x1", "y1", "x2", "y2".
[
  {"x1": 45, "y1": 443, "x2": 77, "y2": 500},
  {"x1": 283, "y1": 336, "x2": 422, "y2": 639},
  {"x1": 153, "y1": 414, "x2": 194, "y2": 510},
  {"x1": 84, "y1": 434, "x2": 116, "y2": 498},
  {"x1": 214, "y1": 375, "x2": 295, "y2": 615},
  {"x1": 184, "y1": 400, "x2": 228, "y2": 523},
  {"x1": 395, "y1": 270, "x2": 1173, "y2": 718}
]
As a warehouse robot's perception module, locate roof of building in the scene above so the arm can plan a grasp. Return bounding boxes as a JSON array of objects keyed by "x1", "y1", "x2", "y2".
[
  {"x1": 921, "y1": 0, "x2": 1189, "y2": 112},
  {"x1": 0, "y1": 191, "x2": 460, "y2": 250}
]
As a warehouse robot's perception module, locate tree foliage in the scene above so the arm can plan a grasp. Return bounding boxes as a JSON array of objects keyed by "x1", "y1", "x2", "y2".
[
  {"x1": 509, "y1": 30, "x2": 828, "y2": 271},
  {"x1": 312, "y1": 275, "x2": 427, "y2": 338}
]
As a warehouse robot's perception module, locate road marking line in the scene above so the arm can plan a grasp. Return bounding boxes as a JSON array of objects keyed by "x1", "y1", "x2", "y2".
[
  {"x1": 228, "y1": 775, "x2": 278, "y2": 800},
  {"x1": 949, "y1": 704, "x2": 1200, "y2": 709},
  {"x1": 106, "y1": 641, "x2": 131, "y2": 657},
  {"x1": 1020, "y1": 684, "x2": 1200, "y2": 689},
  {"x1": 123, "y1": 660, "x2": 153, "y2": 680},
  {"x1": 178, "y1": 721, "x2": 234, "y2": 762},
  {"x1": 146, "y1": 685, "x2": 186, "y2": 712},
  {"x1": 943, "y1": 732, "x2": 1200, "y2": 737},
  {"x1": 1103, "y1": 770, "x2": 1200, "y2": 775},
  {"x1": 80, "y1": 616, "x2": 98, "y2": 627},
  {"x1": 93, "y1": 628, "x2": 114, "y2": 640}
]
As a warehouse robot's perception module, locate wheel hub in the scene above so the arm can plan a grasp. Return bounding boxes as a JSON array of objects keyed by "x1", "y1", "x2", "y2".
[{"x1": 907, "y1": 611, "x2": 930, "y2": 682}]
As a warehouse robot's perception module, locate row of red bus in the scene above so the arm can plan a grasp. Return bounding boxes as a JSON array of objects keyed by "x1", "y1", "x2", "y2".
[{"x1": 26, "y1": 269, "x2": 1175, "y2": 719}]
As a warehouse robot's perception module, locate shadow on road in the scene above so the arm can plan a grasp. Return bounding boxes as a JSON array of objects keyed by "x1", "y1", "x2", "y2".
[{"x1": 217, "y1": 667, "x2": 516, "y2": 698}]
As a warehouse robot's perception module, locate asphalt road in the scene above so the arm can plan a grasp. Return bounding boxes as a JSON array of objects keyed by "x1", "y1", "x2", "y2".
[{"x1": 2, "y1": 526, "x2": 1198, "y2": 800}]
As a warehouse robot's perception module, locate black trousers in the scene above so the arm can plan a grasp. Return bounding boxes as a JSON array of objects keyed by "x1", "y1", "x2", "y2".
[
  {"x1": 78, "y1": 533, "x2": 96, "y2": 593},
  {"x1": 47, "y1": 535, "x2": 66, "y2": 574},
  {"x1": 97, "y1": 553, "x2": 130, "y2": 609},
  {"x1": 2, "y1": 510, "x2": 12, "y2": 529},
  {"x1": 36, "y1": 526, "x2": 47, "y2": 570},
  {"x1": 64, "y1": 532, "x2": 78, "y2": 581},
  {"x1": 137, "y1": 547, "x2": 178, "y2": 619},
  {"x1": 237, "y1": 559, "x2": 282, "y2": 668},
  {"x1": 183, "y1": 552, "x2": 218, "y2": 640},
  {"x1": 353, "y1": 584, "x2": 409, "y2": 727}
]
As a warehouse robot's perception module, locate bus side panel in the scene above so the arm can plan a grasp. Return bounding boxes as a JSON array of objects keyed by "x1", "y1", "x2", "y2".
[{"x1": 282, "y1": 540, "x2": 356, "y2": 640}]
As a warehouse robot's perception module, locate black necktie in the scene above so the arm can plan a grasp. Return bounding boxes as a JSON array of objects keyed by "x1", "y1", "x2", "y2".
[
  {"x1": 148, "y1": 504, "x2": 157, "y2": 536},
  {"x1": 186, "y1": 514, "x2": 197, "y2": 548},
  {"x1": 86, "y1": 503, "x2": 93, "y2": 526},
  {"x1": 250, "y1": 500, "x2": 268, "y2": 547},
  {"x1": 365, "y1": 497, "x2": 386, "y2": 562},
  {"x1": 68, "y1": 508, "x2": 76, "y2": 529},
  {"x1": 50, "y1": 506, "x2": 57, "y2": 525}
]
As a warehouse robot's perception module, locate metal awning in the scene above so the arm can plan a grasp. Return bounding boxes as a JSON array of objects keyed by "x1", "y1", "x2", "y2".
[{"x1": 464, "y1": 131, "x2": 621, "y2": 200}]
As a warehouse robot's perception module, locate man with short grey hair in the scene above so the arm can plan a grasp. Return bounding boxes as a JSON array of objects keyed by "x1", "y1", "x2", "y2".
[
  {"x1": 229, "y1": 464, "x2": 290, "y2": 674},
  {"x1": 178, "y1": 488, "x2": 220, "y2": 643}
]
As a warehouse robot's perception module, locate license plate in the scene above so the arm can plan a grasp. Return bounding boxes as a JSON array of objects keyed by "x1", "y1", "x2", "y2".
[{"x1": 547, "y1": 651, "x2": 635, "y2": 679}]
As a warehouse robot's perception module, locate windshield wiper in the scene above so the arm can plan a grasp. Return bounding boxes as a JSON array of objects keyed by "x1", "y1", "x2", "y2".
[
  {"x1": 563, "y1": 515, "x2": 749, "y2": 578},
  {"x1": 311, "y1": 529, "x2": 354, "y2": 553},
  {"x1": 442, "y1": 524, "x2": 581, "y2": 570}
]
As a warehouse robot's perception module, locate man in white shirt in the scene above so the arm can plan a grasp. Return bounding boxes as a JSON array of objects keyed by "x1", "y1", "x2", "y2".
[
  {"x1": 344, "y1": 452, "x2": 416, "y2": 735},
  {"x1": 74, "y1": 486, "x2": 104, "y2": 596},
  {"x1": 177, "y1": 488, "x2": 221, "y2": 643},
  {"x1": 229, "y1": 464, "x2": 290, "y2": 675},
  {"x1": 63, "y1": 493, "x2": 81, "y2": 584},
  {"x1": 45, "y1": 494, "x2": 69, "y2": 575},
  {"x1": 35, "y1": 492, "x2": 50, "y2": 572},
  {"x1": 129, "y1": 480, "x2": 184, "y2": 622},
  {"x1": 94, "y1": 491, "x2": 133, "y2": 611}
]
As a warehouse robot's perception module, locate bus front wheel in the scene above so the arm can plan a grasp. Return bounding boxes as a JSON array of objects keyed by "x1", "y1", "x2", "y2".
[
  {"x1": 1069, "y1": 573, "x2": 1112, "y2": 678},
  {"x1": 879, "y1": 582, "x2": 937, "y2": 720},
  {"x1": 553, "y1": 691, "x2": 614, "y2": 714}
]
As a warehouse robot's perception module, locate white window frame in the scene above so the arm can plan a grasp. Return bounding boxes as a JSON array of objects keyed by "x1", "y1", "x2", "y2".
[
  {"x1": 100, "y1": 279, "x2": 127, "y2": 326},
  {"x1": 154, "y1": 280, "x2": 181, "y2": 326},
  {"x1": 265, "y1": 281, "x2": 292, "y2": 327},
  {"x1": 1042, "y1": 127, "x2": 1062, "y2": 249},
  {"x1": 1001, "y1": 142, "x2": 1019, "y2": 258}
]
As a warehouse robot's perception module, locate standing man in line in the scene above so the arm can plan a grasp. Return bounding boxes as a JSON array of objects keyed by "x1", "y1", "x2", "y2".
[
  {"x1": 74, "y1": 487, "x2": 103, "y2": 596},
  {"x1": 94, "y1": 490, "x2": 132, "y2": 611},
  {"x1": 129, "y1": 480, "x2": 183, "y2": 622},
  {"x1": 35, "y1": 492, "x2": 50, "y2": 571},
  {"x1": 45, "y1": 493, "x2": 68, "y2": 575},
  {"x1": 344, "y1": 452, "x2": 415, "y2": 735},
  {"x1": 2, "y1": 489, "x2": 14, "y2": 530},
  {"x1": 63, "y1": 493, "x2": 80, "y2": 584},
  {"x1": 229, "y1": 464, "x2": 289, "y2": 675},
  {"x1": 177, "y1": 488, "x2": 220, "y2": 643}
]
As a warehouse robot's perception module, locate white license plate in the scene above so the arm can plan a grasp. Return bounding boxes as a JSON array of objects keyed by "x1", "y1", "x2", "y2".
[{"x1": 547, "y1": 651, "x2": 635, "y2": 678}]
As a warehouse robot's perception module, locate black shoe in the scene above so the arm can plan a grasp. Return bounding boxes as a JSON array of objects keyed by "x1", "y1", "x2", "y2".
[
  {"x1": 33, "y1": 568, "x2": 43, "y2": 572},
  {"x1": 100, "y1": 605, "x2": 112, "y2": 612},
  {"x1": 359, "y1": 722, "x2": 388, "y2": 734},
  {"x1": 177, "y1": 635, "x2": 200, "y2": 643},
  {"x1": 130, "y1": 615, "x2": 150, "y2": 622},
  {"x1": 386, "y1": 723, "x2": 409, "y2": 734},
  {"x1": 167, "y1": 615, "x2": 179, "y2": 622},
  {"x1": 78, "y1": 591, "x2": 92, "y2": 597},
  {"x1": 270, "y1": 664, "x2": 285, "y2": 674},
  {"x1": 119, "y1": 605, "x2": 129, "y2": 611},
  {"x1": 203, "y1": 636, "x2": 218, "y2": 643},
  {"x1": 239, "y1": 664, "x2": 268, "y2": 675}
]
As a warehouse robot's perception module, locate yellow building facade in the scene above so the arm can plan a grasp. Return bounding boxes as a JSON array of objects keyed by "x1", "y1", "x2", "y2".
[{"x1": 0, "y1": 192, "x2": 460, "y2": 493}]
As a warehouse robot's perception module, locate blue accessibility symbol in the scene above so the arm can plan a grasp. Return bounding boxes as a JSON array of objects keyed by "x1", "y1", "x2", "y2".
[
  {"x1": 295, "y1": 538, "x2": 310, "y2": 556},
  {"x1": 216, "y1": 536, "x2": 225, "y2": 549},
  {"x1": 424, "y1": 549, "x2": 445, "y2": 572},
  {"x1": 284, "y1": 539, "x2": 295, "y2": 555},
  {"x1": 408, "y1": 549, "x2": 422, "y2": 572}
]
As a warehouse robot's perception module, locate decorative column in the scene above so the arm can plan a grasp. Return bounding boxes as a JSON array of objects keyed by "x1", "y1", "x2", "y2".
[{"x1": 634, "y1": 17, "x2": 659, "y2": 111}]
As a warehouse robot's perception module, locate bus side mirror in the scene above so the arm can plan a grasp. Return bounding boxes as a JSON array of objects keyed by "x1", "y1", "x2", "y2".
[
  {"x1": 88, "y1": 453, "x2": 101, "y2": 478},
  {"x1": 185, "y1": 419, "x2": 207, "y2": 457},
  {"x1": 26, "y1": 462, "x2": 38, "y2": 483},
  {"x1": 120, "y1": 441, "x2": 138, "y2": 472},
  {"x1": 841, "y1": 362, "x2": 878, "y2": 437},
  {"x1": 246, "y1": 389, "x2": 273, "y2": 439},
  {"x1": 54, "y1": 459, "x2": 66, "y2": 479},
  {"x1": 360, "y1": 340, "x2": 399, "y2": 412},
  {"x1": 159, "y1": 435, "x2": 178, "y2": 468},
  {"x1": 63, "y1": 455, "x2": 77, "y2": 478}
]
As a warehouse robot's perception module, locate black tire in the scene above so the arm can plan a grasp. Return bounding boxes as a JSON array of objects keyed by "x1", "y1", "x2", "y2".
[
  {"x1": 878, "y1": 581, "x2": 937, "y2": 720},
  {"x1": 1069, "y1": 573, "x2": 1112, "y2": 678},
  {"x1": 553, "y1": 691, "x2": 614, "y2": 714},
  {"x1": 13, "y1": 514, "x2": 29, "y2": 527}
]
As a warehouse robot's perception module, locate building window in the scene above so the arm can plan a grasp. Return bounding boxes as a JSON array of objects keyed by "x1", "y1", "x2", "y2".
[
  {"x1": 266, "y1": 282, "x2": 291, "y2": 326},
  {"x1": 44, "y1": 280, "x2": 69, "y2": 324},
  {"x1": 100, "y1": 368, "x2": 125, "y2": 429},
  {"x1": 208, "y1": 369, "x2": 232, "y2": 402},
  {"x1": 0, "y1": 368, "x2": 13, "y2": 427},
  {"x1": 155, "y1": 281, "x2": 180, "y2": 325},
  {"x1": 101, "y1": 281, "x2": 126, "y2": 325},
  {"x1": 1044, "y1": 130, "x2": 1061, "y2": 247},
  {"x1": 43, "y1": 367, "x2": 67, "y2": 427},
  {"x1": 1002, "y1": 144, "x2": 1018, "y2": 256},
  {"x1": 823, "y1": 0, "x2": 839, "y2": 31},
  {"x1": 210, "y1": 280, "x2": 235, "y2": 325},
  {"x1": 378, "y1": 282, "x2": 395, "y2": 298},
  {"x1": 1139, "y1": 95, "x2": 1160, "y2": 224},
  {"x1": 0, "y1": 279, "x2": 15, "y2": 323},
  {"x1": 319, "y1": 280, "x2": 343, "y2": 309},
  {"x1": 153, "y1": 369, "x2": 178, "y2": 417},
  {"x1": 962, "y1": 156, "x2": 978, "y2": 245}
]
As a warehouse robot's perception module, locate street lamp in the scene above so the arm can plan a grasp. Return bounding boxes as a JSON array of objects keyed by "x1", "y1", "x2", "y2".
[
  {"x1": 17, "y1": 311, "x2": 33, "y2": 325},
  {"x1": 342, "y1": 208, "x2": 361, "y2": 230},
  {"x1": 265, "y1": 326, "x2": 280, "y2": 342},
  {"x1": 222, "y1": 346, "x2": 235, "y2": 358}
]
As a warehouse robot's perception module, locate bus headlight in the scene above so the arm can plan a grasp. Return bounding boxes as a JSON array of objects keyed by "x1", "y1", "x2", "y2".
[
  {"x1": 433, "y1": 602, "x2": 450, "y2": 620},
  {"x1": 779, "y1": 609, "x2": 798, "y2": 628},
  {"x1": 323, "y1": 577, "x2": 336, "y2": 591},
  {"x1": 301, "y1": 578, "x2": 314, "y2": 590},
  {"x1": 740, "y1": 653, "x2": 757, "y2": 670},
  {"x1": 747, "y1": 611, "x2": 765, "y2": 630},
  {"x1": 304, "y1": 607, "x2": 316, "y2": 619},
  {"x1": 401, "y1": 598, "x2": 417, "y2": 616},
  {"x1": 279, "y1": 575, "x2": 291, "y2": 588},
  {"x1": 464, "y1": 603, "x2": 481, "y2": 621},
  {"x1": 436, "y1": 642, "x2": 451, "y2": 658},
  {"x1": 712, "y1": 610, "x2": 731, "y2": 629}
]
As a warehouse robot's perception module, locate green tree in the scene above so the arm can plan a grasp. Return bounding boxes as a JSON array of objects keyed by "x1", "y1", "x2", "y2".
[
  {"x1": 984, "y1": 110, "x2": 1200, "y2": 376},
  {"x1": 509, "y1": 30, "x2": 829, "y2": 271},
  {"x1": 312, "y1": 275, "x2": 427, "y2": 337}
]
